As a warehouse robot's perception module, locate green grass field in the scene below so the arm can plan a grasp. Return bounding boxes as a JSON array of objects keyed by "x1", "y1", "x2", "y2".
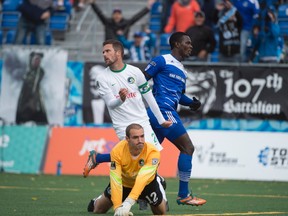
[{"x1": 1, "y1": 173, "x2": 288, "y2": 216}]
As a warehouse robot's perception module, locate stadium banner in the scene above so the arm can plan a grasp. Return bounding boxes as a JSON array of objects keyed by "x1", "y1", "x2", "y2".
[
  {"x1": 0, "y1": 46, "x2": 68, "y2": 125},
  {"x1": 189, "y1": 130, "x2": 288, "y2": 182},
  {"x1": 43, "y1": 127, "x2": 119, "y2": 175},
  {"x1": 186, "y1": 118, "x2": 288, "y2": 132},
  {"x1": 0, "y1": 125, "x2": 49, "y2": 174},
  {"x1": 43, "y1": 126, "x2": 178, "y2": 177},
  {"x1": 83, "y1": 62, "x2": 112, "y2": 124},
  {"x1": 64, "y1": 61, "x2": 84, "y2": 126},
  {"x1": 0, "y1": 60, "x2": 2, "y2": 97},
  {"x1": 180, "y1": 64, "x2": 288, "y2": 121},
  {"x1": 83, "y1": 62, "x2": 288, "y2": 125}
]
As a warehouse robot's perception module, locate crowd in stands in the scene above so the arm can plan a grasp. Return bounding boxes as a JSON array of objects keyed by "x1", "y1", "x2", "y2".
[{"x1": 1, "y1": 0, "x2": 288, "y2": 63}]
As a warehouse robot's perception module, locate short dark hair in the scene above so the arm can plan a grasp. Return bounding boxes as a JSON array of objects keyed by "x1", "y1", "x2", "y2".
[
  {"x1": 103, "y1": 39, "x2": 124, "y2": 57},
  {"x1": 125, "y1": 123, "x2": 143, "y2": 137},
  {"x1": 169, "y1": 32, "x2": 189, "y2": 50}
]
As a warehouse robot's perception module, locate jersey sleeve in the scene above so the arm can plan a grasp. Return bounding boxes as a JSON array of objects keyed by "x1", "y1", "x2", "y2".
[
  {"x1": 135, "y1": 67, "x2": 152, "y2": 94},
  {"x1": 136, "y1": 68, "x2": 166, "y2": 124},
  {"x1": 97, "y1": 75, "x2": 123, "y2": 109},
  {"x1": 144, "y1": 55, "x2": 165, "y2": 79},
  {"x1": 110, "y1": 147, "x2": 124, "y2": 209},
  {"x1": 128, "y1": 147, "x2": 160, "y2": 201}
]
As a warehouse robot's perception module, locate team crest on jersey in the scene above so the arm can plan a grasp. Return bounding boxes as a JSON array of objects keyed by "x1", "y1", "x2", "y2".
[
  {"x1": 152, "y1": 158, "x2": 159, "y2": 165},
  {"x1": 110, "y1": 161, "x2": 116, "y2": 170},
  {"x1": 139, "y1": 159, "x2": 145, "y2": 166},
  {"x1": 150, "y1": 61, "x2": 156, "y2": 66},
  {"x1": 127, "y1": 77, "x2": 135, "y2": 84}
]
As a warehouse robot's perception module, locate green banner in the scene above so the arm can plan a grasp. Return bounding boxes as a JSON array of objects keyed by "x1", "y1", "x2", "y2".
[{"x1": 0, "y1": 125, "x2": 48, "y2": 174}]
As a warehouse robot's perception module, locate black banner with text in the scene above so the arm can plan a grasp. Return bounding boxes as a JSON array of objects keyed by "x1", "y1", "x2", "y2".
[{"x1": 83, "y1": 62, "x2": 288, "y2": 123}]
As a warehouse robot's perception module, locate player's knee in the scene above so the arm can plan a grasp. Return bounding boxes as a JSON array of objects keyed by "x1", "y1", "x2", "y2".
[
  {"x1": 181, "y1": 144, "x2": 194, "y2": 155},
  {"x1": 88, "y1": 195, "x2": 110, "y2": 214}
]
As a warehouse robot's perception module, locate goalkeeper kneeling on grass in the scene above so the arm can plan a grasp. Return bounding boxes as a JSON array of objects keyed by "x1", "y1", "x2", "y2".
[{"x1": 87, "y1": 123, "x2": 168, "y2": 215}]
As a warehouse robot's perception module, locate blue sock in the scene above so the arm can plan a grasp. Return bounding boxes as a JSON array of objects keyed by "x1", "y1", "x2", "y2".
[
  {"x1": 178, "y1": 153, "x2": 192, "y2": 198},
  {"x1": 96, "y1": 153, "x2": 111, "y2": 163}
]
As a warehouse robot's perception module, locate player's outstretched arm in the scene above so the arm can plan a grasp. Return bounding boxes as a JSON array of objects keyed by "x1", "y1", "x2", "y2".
[
  {"x1": 114, "y1": 198, "x2": 135, "y2": 216},
  {"x1": 142, "y1": 90, "x2": 172, "y2": 127}
]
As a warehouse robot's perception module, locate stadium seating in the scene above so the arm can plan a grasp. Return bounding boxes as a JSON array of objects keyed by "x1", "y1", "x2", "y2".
[
  {"x1": 277, "y1": 4, "x2": 288, "y2": 19},
  {"x1": 277, "y1": 4, "x2": 288, "y2": 37},
  {"x1": 0, "y1": 11, "x2": 21, "y2": 31},
  {"x1": 5, "y1": 30, "x2": 53, "y2": 45},
  {"x1": 159, "y1": 33, "x2": 171, "y2": 55},
  {"x1": 149, "y1": 0, "x2": 162, "y2": 34},
  {"x1": 2, "y1": 0, "x2": 22, "y2": 11},
  {"x1": 210, "y1": 49, "x2": 219, "y2": 62},
  {"x1": 49, "y1": 13, "x2": 70, "y2": 40},
  {"x1": 53, "y1": 0, "x2": 73, "y2": 16},
  {"x1": 0, "y1": 30, "x2": 2, "y2": 45},
  {"x1": 49, "y1": 13, "x2": 70, "y2": 31}
]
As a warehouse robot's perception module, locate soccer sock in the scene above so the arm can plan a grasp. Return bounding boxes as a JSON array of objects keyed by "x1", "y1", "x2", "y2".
[
  {"x1": 178, "y1": 153, "x2": 192, "y2": 198},
  {"x1": 95, "y1": 153, "x2": 111, "y2": 163}
]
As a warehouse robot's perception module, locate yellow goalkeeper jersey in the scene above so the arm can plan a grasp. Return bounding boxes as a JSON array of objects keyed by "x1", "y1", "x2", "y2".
[{"x1": 110, "y1": 139, "x2": 160, "y2": 209}]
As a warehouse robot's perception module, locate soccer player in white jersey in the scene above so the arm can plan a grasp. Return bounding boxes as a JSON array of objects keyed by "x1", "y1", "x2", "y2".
[{"x1": 83, "y1": 39, "x2": 171, "y2": 175}]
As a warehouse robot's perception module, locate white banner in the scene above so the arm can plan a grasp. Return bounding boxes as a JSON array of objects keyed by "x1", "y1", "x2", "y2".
[
  {"x1": 0, "y1": 46, "x2": 68, "y2": 125},
  {"x1": 189, "y1": 130, "x2": 288, "y2": 181}
]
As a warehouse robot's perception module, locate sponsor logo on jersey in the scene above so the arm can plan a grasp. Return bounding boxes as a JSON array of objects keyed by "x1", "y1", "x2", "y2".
[{"x1": 139, "y1": 159, "x2": 145, "y2": 166}]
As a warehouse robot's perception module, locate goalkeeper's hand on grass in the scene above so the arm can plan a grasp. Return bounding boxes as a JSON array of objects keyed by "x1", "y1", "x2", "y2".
[
  {"x1": 114, "y1": 198, "x2": 135, "y2": 216},
  {"x1": 189, "y1": 97, "x2": 201, "y2": 111}
]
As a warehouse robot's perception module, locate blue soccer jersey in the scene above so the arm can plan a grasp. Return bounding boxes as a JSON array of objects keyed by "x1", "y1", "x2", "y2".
[
  {"x1": 145, "y1": 54, "x2": 189, "y2": 142},
  {"x1": 144, "y1": 54, "x2": 188, "y2": 111}
]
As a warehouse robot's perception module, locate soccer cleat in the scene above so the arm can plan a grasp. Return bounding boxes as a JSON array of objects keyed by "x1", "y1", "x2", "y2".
[
  {"x1": 83, "y1": 150, "x2": 99, "y2": 178},
  {"x1": 87, "y1": 199, "x2": 96, "y2": 212},
  {"x1": 176, "y1": 195, "x2": 207, "y2": 206}
]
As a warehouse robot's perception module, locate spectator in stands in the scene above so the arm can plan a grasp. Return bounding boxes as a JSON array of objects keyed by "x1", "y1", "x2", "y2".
[
  {"x1": 90, "y1": 0, "x2": 156, "y2": 41},
  {"x1": 164, "y1": 0, "x2": 200, "y2": 33},
  {"x1": 233, "y1": 0, "x2": 260, "y2": 62},
  {"x1": 213, "y1": 0, "x2": 242, "y2": 63},
  {"x1": 201, "y1": 0, "x2": 217, "y2": 29},
  {"x1": 117, "y1": 29, "x2": 156, "y2": 62},
  {"x1": 160, "y1": 0, "x2": 176, "y2": 33},
  {"x1": 14, "y1": 0, "x2": 54, "y2": 45},
  {"x1": 186, "y1": 11, "x2": 216, "y2": 61},
  {"x1": 249, "y1": 10, "x2": 281, "y2": 63}
]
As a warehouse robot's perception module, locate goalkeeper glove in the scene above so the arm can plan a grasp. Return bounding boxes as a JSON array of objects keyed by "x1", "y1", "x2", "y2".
[
  {"x1": 189, "y1": 97, "x2": 201, "y2": 111},
  {"x1": 114, "y1": 198, "x2": 135, "y2": 216}
]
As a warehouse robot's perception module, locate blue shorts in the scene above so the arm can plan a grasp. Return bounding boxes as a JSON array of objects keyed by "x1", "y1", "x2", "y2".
[{"x1": 147, "y1": 107, "x2": 187, "y2": 143}]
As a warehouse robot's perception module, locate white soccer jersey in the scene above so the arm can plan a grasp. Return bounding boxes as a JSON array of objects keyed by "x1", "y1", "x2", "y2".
[{"x1": 96, "y1": 64, "x2": 163, "y2": 150}]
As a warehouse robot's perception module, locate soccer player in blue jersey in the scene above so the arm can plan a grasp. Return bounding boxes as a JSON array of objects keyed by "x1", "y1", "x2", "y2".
[{"x1": 143, "y1": 31, "x2": 207, "y2": 206}]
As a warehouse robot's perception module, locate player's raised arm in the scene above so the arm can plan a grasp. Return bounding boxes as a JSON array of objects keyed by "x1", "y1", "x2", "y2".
[{"x1": 137, "y1": 69, "x2": 172, "y2": 128}]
